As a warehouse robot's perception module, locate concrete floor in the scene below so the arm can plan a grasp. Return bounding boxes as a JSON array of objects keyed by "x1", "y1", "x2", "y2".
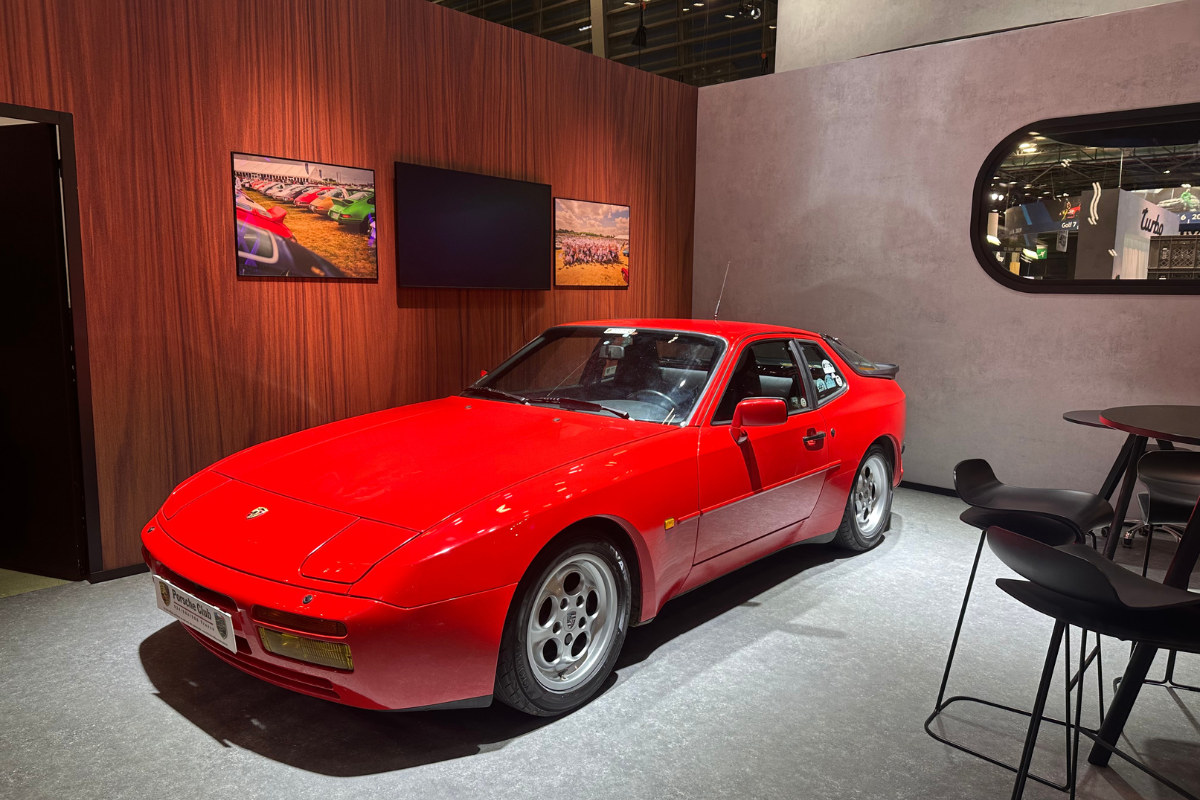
[{"x1": 2, "y1": 488, "x2": 1198, "y2": 800}]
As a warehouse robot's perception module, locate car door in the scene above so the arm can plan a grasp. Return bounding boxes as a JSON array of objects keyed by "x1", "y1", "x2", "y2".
[{"x1": 693, "y1": 338, "x2": 834, "y2": 564}]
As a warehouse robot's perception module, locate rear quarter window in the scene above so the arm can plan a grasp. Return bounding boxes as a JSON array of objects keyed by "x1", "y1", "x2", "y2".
[{"x1": 797, "y1": 343, "x2": 846, "y2": 404}]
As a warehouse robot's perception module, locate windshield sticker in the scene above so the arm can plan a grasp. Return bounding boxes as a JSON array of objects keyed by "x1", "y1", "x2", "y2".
[{"x1": 604, "y1": 327, "x2": 637, "y2": 336}]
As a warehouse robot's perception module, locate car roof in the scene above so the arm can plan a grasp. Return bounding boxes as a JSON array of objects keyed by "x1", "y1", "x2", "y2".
[{"x1": 561, "y1": 318, "x2": 821, "y2": 341}]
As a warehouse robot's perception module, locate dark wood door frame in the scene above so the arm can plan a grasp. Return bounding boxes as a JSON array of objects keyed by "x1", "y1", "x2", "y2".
[{"x1": 0, "y1": 101, "x2": 102, "y2": 578}]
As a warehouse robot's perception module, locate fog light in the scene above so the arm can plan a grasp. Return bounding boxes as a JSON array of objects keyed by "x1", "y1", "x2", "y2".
[{"x1": 258, "y1": 627, "x2": 354, "y2": 671}]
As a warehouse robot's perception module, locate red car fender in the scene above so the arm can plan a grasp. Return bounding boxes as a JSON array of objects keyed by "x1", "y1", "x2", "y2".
[
  {"x1": 236, "y1": 206, "x2": 293, "y2": 240},
  {"x1": 350, "y1": 426, "x2": 703, "y2": 622}
]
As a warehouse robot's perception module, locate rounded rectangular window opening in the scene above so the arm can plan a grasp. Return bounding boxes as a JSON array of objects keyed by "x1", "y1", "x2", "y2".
[{"x1": 973, "y1": 103, "x2": 1200, "y2": 294}]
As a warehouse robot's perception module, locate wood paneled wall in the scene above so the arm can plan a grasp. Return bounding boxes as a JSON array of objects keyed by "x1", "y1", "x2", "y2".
[{"x1": 0, "y1": 0, "x2": 698, "y2": 569}]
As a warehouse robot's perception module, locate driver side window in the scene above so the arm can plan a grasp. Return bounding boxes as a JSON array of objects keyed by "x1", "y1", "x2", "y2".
[{"x1": 712, "y1": 339, "x2": 807, "y2": 424}]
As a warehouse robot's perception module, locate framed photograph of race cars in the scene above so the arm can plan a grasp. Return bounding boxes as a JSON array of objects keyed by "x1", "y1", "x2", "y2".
[
  {"x1": 553, "y1": 198, "x2": 629, "y2": 288},
  {"x1": 232, "y1": 152, "x2": 377, "y2": 280}
]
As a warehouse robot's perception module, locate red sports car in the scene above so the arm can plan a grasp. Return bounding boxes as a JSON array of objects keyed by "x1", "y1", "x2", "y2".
[
  {"x1": 142, "y1": 320, "x2": 905, "y2": 716},
  {"x1": 292, "y1": 185, "x2": 332, "y2": 206}
]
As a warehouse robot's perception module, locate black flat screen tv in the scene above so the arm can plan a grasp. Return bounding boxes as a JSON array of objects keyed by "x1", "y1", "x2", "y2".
[{"x1": 394, "y1": 162, "x2": 552, "y2": 289}]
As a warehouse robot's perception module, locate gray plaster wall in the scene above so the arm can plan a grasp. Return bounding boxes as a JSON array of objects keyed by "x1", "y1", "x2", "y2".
[
  {"x1": 775, "y1": 0, "x2": 1180, "y2": 72},
  {"x1": 693, "y1": 0, "x2": 1200, "y2": 492}
]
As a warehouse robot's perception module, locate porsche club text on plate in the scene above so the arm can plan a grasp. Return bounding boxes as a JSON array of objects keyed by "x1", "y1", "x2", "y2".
[{"x1": 152, "y1": 575, "x2": 237, "y2": 653}]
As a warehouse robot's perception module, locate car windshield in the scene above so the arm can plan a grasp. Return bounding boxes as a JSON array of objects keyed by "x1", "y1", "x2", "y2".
[{"x1": 467, "y1": 326, "x2": 726, "y2": 425}]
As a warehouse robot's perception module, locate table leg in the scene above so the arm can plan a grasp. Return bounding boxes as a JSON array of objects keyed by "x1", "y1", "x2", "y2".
[
  {"x1": 1102, "y1": 436, "x2": 1147, "y2": 560},
  {"x1": 1162, "y1": 498, "x2": 1200, "y2": 589},
  {"x1": 1087, "y1": 642, "x2": 1158, "y2": 767},
  {"x1": 1086, "y1": 491, "x2": 1200, "y2": 766},
  {"x1": 1099, "y1": 434, "x2": 1137, "y2": 501}
]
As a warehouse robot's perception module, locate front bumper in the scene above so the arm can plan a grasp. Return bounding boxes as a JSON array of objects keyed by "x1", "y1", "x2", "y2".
[{"x1": 142, "y1": 520, "x2": 515, "y2": 710}]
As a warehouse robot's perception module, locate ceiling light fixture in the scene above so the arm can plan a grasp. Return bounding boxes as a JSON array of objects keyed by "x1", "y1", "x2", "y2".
[{"x1": 630, "y1": 3, "x2": 648, "y2": 46}]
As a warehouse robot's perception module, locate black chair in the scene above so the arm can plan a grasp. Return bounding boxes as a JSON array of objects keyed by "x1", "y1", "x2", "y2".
[
  {"x1": 954, "y1": 459, "x2": 1114, "y2": 542},
  {"x1": 925, "y1": 460, "x2": 1114, "y2": 790},
  {"x1": 1135, "y1": 450, "x2": 1200, "y2": 573},
  {"x1": 986, "y1": 524, "x2": 1200, "y2": 800}
]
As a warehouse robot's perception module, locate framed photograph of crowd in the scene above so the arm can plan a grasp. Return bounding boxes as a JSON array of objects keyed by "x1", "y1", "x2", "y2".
[
  {"x1": 554, "y1": 198, "x2": 630, "y2": 288},
  {"x1": 232, "y1": 152, "x2": 377, "y2": 280}
]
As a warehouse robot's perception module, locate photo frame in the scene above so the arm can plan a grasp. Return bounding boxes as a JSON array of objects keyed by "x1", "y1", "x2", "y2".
[
  {"x1": 554, "y1": 198, "x2": 630, "y2": 288},
  {"x1": 232, "y1": 152, "x2": 377, "y2": 281}
]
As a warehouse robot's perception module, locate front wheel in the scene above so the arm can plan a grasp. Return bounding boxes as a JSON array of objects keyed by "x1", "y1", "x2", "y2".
[
  {"x1": 833, "y1": 445, "x2": 893, "y2": 551},
  {"x1": 495, "y1": 535, "x2": 631, "y2": 716}
]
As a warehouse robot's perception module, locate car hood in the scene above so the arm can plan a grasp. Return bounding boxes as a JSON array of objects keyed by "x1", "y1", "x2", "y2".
[{"x1": 212, "y1": 396, "x2": 667, "y2": 533}]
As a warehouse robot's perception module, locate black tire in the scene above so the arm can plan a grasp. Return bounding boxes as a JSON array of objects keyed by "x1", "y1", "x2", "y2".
[
  {"x1": 833, "y1": 444, "x2": 893, "y2": 552},
  {"x1": 494, "y1": 533, "x2": 631, "y2": 716}
]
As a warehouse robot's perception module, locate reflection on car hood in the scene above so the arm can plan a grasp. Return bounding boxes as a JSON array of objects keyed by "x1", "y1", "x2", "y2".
[{"x1": 214, "y1": 397, "x2": 667, "y2": 532}]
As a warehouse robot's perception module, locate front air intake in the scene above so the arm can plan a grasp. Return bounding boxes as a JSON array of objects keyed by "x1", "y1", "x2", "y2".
[{"x1": 251, "y1": 606, "x2": 347, "y2": 638}]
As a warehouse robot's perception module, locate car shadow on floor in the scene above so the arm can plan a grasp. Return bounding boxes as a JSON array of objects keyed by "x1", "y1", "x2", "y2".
[{"x1": 138, "y1": 523, "x2": 898, "y2": 777}]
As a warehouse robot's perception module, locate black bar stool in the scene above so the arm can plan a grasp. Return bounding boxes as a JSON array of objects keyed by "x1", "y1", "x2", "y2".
[
  {"x1": 985, "y1": 524, "x2": 1200, "y2": 800},
  {"x1": 954, "y1": 459, "x2": 1114, "y2": 542},
  {"x1": 925, "y1": 459, "x2": 1114, "y2": 790}
]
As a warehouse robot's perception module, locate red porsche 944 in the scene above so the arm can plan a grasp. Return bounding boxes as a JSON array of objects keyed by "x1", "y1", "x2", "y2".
[{"x1": 142, "y1": 320, "x2": 905, "y2": 716}]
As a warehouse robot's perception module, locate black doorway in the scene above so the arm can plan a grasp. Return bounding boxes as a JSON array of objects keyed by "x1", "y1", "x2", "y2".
[{"x1": 0, "y1": 108, "x2": 98, "y2": 582}]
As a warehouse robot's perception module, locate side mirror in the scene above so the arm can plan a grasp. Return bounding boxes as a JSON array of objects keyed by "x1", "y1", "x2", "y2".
[
  {"x1": 268, "y1": 206, "x2": 287, "y2": 222},
  {"x1": 730, "y1": 397, "x2": 788, "y2": 444}
]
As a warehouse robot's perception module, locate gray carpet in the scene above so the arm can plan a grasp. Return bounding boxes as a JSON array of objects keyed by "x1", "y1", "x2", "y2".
[{"x1": 2, "y1": 488, "x2": 1198, "y2": 799}]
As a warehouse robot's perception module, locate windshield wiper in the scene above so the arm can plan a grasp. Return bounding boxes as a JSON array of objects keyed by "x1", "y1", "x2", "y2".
[
  {"x1": 462, "y1": 386, "x2": 530, "y2": 405},
  {"x1": 526, "y1": 396, "x2": 630, "y2": 419}
]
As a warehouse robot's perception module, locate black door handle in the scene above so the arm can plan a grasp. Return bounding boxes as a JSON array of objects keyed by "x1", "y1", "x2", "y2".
[{"x1": 804, "y1": 429, "x2": 826, "y2": 448}]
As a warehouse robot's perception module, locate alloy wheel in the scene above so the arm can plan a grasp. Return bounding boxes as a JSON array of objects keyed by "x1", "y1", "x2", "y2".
[
  {"x1": 853, "y1": 453, "x2": 890, "y2": 537},
  {"x1": 525, "y1": 553, "x2": 619, "y2": 693}
]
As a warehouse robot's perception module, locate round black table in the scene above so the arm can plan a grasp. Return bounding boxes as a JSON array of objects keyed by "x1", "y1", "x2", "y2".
[
  {"x1": 1101, "y1": 405, "x2": 1200, "y2": 447},
  {"x1": 1063, "y1": 409, "x2": 1109, "y2": 429},
  {"x1": 1064, "y1": 409, "x2": 1182, "y2": 505},
  {"x1": 1088, "y1": 404, "x2": 1200, "y2": 768}
]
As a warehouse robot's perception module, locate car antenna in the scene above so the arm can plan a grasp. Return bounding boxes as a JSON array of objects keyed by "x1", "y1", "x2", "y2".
[{"x1": 713, "y1": 261, "x2": 732, "y2": 319}]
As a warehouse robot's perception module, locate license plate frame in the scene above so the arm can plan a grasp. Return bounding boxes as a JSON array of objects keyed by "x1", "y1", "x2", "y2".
[{"x1": 152, "y1": 575, "x2": 237, "y2": 654}]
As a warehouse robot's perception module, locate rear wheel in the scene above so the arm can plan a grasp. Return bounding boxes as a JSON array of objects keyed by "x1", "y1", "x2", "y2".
[
  {"x1": 833, "y1": 445, "x2": 893, "y2": 551},
  {"x1": 495, "y1": 535, "x2": 631, "y2": 716}
]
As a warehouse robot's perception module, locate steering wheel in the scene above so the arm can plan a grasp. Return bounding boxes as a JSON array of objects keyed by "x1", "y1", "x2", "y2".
[{"x1": 630, "y1": 389, "x2": 677, "y2": 412}]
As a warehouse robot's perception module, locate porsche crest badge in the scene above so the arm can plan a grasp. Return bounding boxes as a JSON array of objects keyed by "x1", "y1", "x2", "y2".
[{"x1": 246, "y1": 507, "x2": 269, "y2": 519}]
